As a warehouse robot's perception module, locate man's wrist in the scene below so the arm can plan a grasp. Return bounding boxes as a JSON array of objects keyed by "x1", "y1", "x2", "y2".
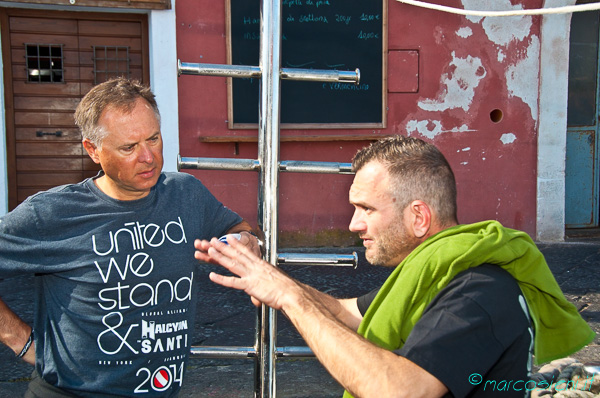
[
  {"x1": 16, "y1": 329, "x2": 33, "y2": 359},
  {"x1": 240, "y1": 230, "x2": 263, "y2": 247}
]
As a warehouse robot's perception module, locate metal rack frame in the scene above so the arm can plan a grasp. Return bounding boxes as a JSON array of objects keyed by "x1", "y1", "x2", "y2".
[{"x1": 178, "y1": 1, "x2": 360, "y2": 396}]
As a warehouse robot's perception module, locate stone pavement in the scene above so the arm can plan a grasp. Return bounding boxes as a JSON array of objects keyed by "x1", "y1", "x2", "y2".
[{"x1": 0, "y1": 241, "x2": 598, "y2": 397}]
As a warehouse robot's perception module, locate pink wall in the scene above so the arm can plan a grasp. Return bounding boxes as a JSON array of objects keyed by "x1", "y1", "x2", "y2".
[{"x1": 176, "y1": 0, "x2": 541, "y2": 246}]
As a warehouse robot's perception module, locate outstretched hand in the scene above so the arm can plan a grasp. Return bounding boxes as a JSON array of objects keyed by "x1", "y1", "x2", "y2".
[{"x1": 194, "y1": 237, "x2": 298, "y2": 310}]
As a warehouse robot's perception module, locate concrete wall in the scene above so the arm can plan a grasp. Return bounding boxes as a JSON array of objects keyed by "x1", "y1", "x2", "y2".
[{"x1": 536, "y1": 0, "x2": 575, "y2": 242}]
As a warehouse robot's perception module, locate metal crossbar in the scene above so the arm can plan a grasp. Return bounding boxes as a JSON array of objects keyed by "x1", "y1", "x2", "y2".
[
  {"x1": 178, "y1": 156, "x2": 354, "y2": 174},
  {"x1": 178, "y1": 0, "x2": 360, "y2": 395}
]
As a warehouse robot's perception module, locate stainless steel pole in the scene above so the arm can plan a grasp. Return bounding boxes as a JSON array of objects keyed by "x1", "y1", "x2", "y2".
[{"x1": 256, "y1": 0, "x2": 282, "y2": 397}]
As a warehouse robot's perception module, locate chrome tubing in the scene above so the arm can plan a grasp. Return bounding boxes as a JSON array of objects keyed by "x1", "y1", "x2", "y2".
[
  {"x1": 190, "y1": 346, "x2": 256, "y2": 359},
  {"x1": 279, "y1": 160, "x2": 353, "y2": 174},
  {"x1": 177, "y1": 156, "x2": 353, "y2": 175},
  {"x1": 256, "y1": 0, "x2": 282, "y2": 396},
  {"x1": 276, "y1": 346, "x2": 314, "y2": 358},
  {"x1": 278, "y1": 252, "x2": 358, "y2": 268},
  {"x1": 177, "y1": 155, "x2": 260, "y2": 172},
  {"x1": 189, "y1": 346, "x2": 315, "y2": 359},
  {"x1": 178, "y1": 60, "x2": 359, "y2": 84},
  {"x1": 178, "y1": 60, "x2": 261, "y2": 78},
  {"x1": 280, "y1": 67, "x2": 360, "y2": 84}
]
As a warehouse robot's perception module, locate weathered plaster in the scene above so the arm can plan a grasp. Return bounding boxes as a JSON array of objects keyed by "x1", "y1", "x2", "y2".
[
  {"x1": 418, "y1": 52, "x2": 486, "y2": 112},
  {"x1": 456, "y1": 26, "x2": 473, "y2": 38},
  {"x1": 498, "y1": 50, "x2": 506, "y2": 62},
  {"x1": 500, "y1": 133, "x2": 517, "y2": 144},
  {"x1": 506, "y1": 36, "x2": 540, "y2": 121},
  {"x1": 406, "y1": 120, "x2": 475, "y2": 139},
  {"x1": 536, "y1": 0, "x2": 576, "y2": 241},
  {"x1": 461, "y1": 0, "x2": 539, "y2": 121},
  {"x1": 463, "y1": 0, "x2": 532, "y2": 46}
]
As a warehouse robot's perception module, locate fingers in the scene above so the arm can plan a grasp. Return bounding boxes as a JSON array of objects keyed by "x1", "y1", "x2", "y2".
[
  {"x1": 250, "y1": 297, "x2": 262, "y2": 307},
  {"x1": 226, "y1": 235, "x2": 259, "y2": 261},
  {"x1": 194, "y1": 239, "x2": 217, "y2": 264},
  {"x1": 209, "y1": 271, "x2": 245, "y2": 290}
]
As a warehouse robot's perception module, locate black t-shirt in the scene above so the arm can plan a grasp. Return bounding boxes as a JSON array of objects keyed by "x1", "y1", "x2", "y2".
[{"x1": 357, "y1": 265, "x2": 533, "y2": 398}]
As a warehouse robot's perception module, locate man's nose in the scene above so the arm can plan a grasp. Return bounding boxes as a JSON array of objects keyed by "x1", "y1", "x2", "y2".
[
  {"x1": 349, "y1": 210, "x2": 366, "y2": 233},
  {"x1": 138, "y1": 145, "x2": 154, "y2": 163}
]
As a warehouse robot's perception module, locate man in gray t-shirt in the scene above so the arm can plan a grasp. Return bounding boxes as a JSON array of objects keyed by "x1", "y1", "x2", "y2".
[{"x1": 0, "y1": 78, "x2": 260, "y2": 397}]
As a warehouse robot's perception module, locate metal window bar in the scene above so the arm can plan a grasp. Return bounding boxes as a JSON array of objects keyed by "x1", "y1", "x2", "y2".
[
  {"x1": 92, "y1": 46, "x2": 130, "y2": 85},
  {"x1": 25, "y1": 44, "x2": 64, "y2": 83},
  {"x1": 177, "y1": 0, "x2": 360, "y2": 396}
]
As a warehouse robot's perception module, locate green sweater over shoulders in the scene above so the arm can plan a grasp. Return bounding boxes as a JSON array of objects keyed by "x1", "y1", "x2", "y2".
[{"x1": 343, "y1": 221, "x2": 594, "y2": 398}]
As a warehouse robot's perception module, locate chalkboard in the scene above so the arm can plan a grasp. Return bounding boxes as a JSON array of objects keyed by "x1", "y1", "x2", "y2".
[{"x1": 227, "y1": 0, "x2": 386, "y2": 128}]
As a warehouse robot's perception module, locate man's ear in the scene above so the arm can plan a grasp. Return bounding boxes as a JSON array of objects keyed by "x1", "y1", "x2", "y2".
[
  {"x1": 407, "y1": 200, "x2": 432, "y2": 239},
  {"x1": 82, "y1": 139, "x2": 101, "y2": 164}
]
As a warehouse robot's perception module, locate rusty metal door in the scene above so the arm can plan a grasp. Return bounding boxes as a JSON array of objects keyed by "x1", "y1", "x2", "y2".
[{"x1": 566, "y1": 5, "x2": 600, "y2": 228}]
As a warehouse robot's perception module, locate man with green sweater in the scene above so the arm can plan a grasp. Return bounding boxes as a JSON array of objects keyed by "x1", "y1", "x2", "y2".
[{"x1": 195, "y1": 136, "x2": 594, "y2": 398}]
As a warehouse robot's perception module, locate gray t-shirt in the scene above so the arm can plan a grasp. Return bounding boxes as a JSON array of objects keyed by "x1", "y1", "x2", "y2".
[{"x1": 0, "y1": 172, "x2": 242, "y2": 397}]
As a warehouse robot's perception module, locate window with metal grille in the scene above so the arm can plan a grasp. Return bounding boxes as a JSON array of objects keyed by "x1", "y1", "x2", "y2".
[
  {"x1": 26, "y1": 44, "x2": 64, "y2": 83},
  {"x1": 93, "y1": 46, "x2": 130, "y2": 85}
]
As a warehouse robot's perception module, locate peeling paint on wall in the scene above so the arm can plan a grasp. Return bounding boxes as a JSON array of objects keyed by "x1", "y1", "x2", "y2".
[
  {"x1": 418, "y1": 52, "x2": 486, "y2": 112},
  {"x1": 506, "y1": 36, "x2": 540, "y2": 121},
  {"x1": 462, "y1": 0, "x2": 532, "y2": 46},
  {"x1": 406, "y1": 120, "x2": 475, "y2": 139},
  {"x1": 500, "y1": 133, "x2": 517, "y2": 144},
  {"x1": 457, "y1": 26, "x2": 472, "y2": 38},
  {"x1": 498, "y1": 50, "x2": 506, "y2": 63}
]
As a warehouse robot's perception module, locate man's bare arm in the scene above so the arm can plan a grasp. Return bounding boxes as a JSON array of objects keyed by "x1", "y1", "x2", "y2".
[
  {"x1": 196, "y1": 238, "x2": 448, "y2": 398},
  {"x1": 0, "y1": 297, "x2": 35, "y2": 364}
]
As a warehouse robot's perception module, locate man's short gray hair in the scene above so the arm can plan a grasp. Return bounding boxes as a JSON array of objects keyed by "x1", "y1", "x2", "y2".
[{"x1": 74, "y1": 77, "x2": 160, "y2": 147}]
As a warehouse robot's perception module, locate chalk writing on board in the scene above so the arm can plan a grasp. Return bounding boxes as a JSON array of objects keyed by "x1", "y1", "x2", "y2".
[{"x1": 229, "y1": 0, "x2": 385, "y2": 126}]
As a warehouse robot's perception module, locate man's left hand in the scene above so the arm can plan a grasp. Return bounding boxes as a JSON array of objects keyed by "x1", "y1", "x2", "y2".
[{"x1": 238, "y1": 230, "x2": 262, "y2": 257}]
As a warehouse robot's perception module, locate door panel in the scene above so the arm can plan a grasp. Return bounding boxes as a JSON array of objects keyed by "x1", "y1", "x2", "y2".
[
  {"x1": 14, "y1": 97, "x2": 81, "y2": 111},
  {"x1": 15, "y1": 112, "x2": 76, "y2": 126},
  {"x1": 17, "y1": 158, "x2": 84, "y2": 171},
  {"x1": 78, "y1": 20, "x2": 142, "y2": 36},
  {"x1": 16, "y1": 142, "x2": 84, "y2": 156},
  {"x1": 2, "y1": 8, "x2": 149, "y2": 210},
  {"x1": 15, "y1": 127, "x2": 80, "y2": 141},
  {"x1": 17, "y1": 172, "x2": 84, "y2": 187},
  {"x1": 566, "y1": 130, "x2": 597, "y2": 226},
  {"x1": 566, "y1": 5, "x2": 600, "y2": 228},
  {"x1": 9, "y1": 16, "x2": 78, "y2": 33},
  {"x1": 11, "y1": 82, "x2": 83, "y2": 96}
]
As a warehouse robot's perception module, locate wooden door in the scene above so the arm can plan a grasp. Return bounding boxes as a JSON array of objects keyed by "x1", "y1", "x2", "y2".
[{"x1": 1, "y1": 8, "x2": 149, "y2": 210}]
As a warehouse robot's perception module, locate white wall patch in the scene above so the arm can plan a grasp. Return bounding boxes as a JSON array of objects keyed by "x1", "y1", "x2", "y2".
[
  {"x1": 406, "y1": 120, "x2": 475, "y2": 139},
  {"x1": 418, "y1": 52, "x2": 486, "y2": 112},
  {"x1": 462, "y1": 0, "x2": 532, "y2": 46},
  {"x1": 457, "y1": 26, "x2": 473, "y2": 38},
  {"x1": 506, "y1": 36, "x2": 540, "y2": 121},
  {"x1": 500, "y1": 133, "x2": 517, "y2": 144}
]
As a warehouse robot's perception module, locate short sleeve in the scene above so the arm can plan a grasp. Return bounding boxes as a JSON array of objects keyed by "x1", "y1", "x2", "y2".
[
  {"x1": 396, "y1": 266, "x2": 532, "y2": 398},
  {"x1": 357, "y1": 288, "x2": 379, "y2": 316},
  {"x1": 0, "y1": 200, "x2": 46, "y2": 277}
]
